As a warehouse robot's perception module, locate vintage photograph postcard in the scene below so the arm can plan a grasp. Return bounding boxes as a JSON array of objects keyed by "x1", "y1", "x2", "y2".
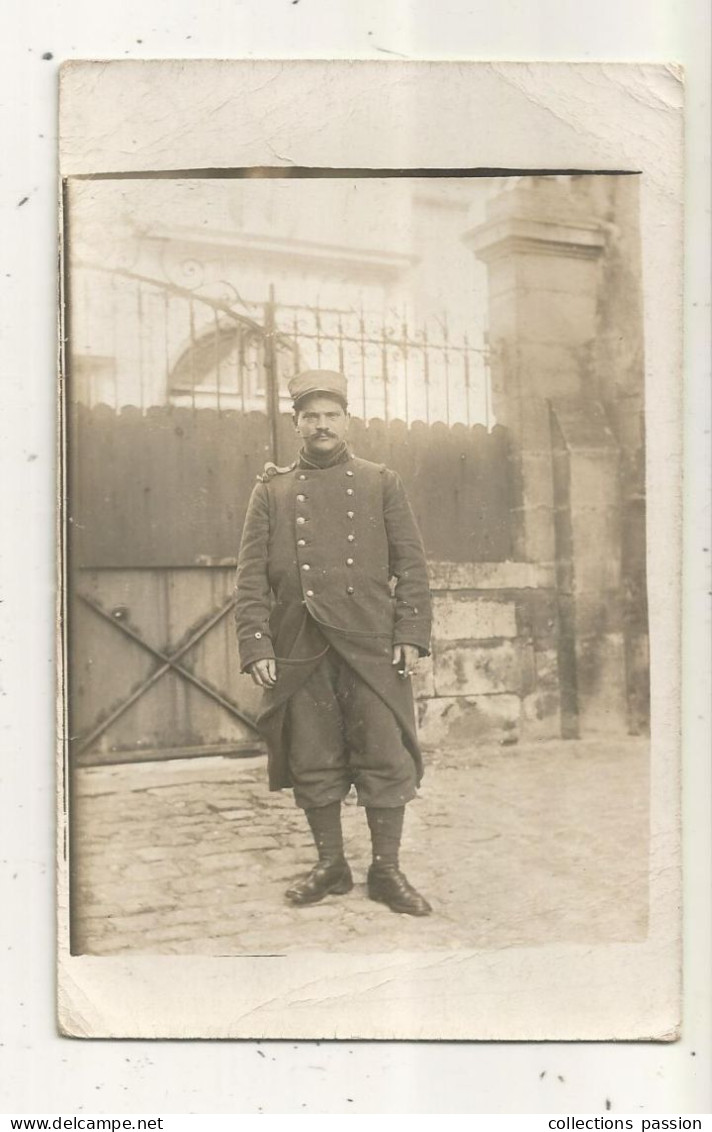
[{"x1": 57, "y1": 60, "x2": 683, "y2": 1040}]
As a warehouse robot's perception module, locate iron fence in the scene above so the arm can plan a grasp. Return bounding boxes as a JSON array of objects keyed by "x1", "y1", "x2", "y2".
[{"x1": 70, "y1": 264, "x2": 492, "y2": 442}]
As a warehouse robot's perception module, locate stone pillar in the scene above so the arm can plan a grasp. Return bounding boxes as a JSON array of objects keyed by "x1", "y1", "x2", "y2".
[
  {"x1": 465, "y1": 178, "x2": 606, "y2": 565},
  {"x1": 465, "y1": 177, "x2": 630, "y2": 736},
  {"x1": 549, "y1": 397, "x2": 628, "y2": 736}
]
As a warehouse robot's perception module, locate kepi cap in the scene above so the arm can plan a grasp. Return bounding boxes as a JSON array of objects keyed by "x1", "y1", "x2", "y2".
[{"x1": 288, "y1": 370, "x2": 348, "y2": 408}]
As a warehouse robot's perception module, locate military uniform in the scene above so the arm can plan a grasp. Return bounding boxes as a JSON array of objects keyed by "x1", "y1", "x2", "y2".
[
  {"x1": 235, "y1": 450, "x2": 431, "y2": 797},
  {"x1": 234, "y1": 370, "x2": 434, "y2": 916}
]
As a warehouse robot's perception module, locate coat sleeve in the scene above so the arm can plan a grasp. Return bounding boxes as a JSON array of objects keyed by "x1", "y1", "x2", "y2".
[
  {"x1": 234, "y1": 482, "x2": 276, "y2": 672},
  {"x1": 382, "y1": 469, "x2": 432, "y2": 655}
]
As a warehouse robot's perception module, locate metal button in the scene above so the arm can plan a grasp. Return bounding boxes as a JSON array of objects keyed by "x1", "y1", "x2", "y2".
[
  {"x1": 347, "y1": 534, "x2": 355, "y2": 542},
  {"x1": 302, "y1": 563, "x2": 311, "y2": 571},
  {"x1": 296, "y1": 517, "x2": 306, "y2": 525},
  {"x1": 413, "y1": 608, "x2": 418, "y2": 614},
  {"x1": 297, "y1": 538, "x2": 306, "y2": 547},
  {"x1": 346, "y1": 488, "x2": 354, "y2": 496},
  {"x1": 346, "y1": 586, "x2": 355, "y2": 595},
  {"x1": 306, "y1": 589, "x2": 314, "y2": 597},
  {"x1": 346, "y1": 470, "x2": 354, "y2": 477},
  {"x1": 346, "y1": 558, "x2": 354, "y2": 566},
  {"x1": 254, "y1": 631, "x2": 262, "y2": 639},
  {"x1": 298, "y1": 474, "x2": 306, "y2": 480},
  {"x1": 346, "y1": 511, "x2": 354, "y2": 519},
  {"x1": 296, "y1": 494, "x2": 306, "y2": 502}
]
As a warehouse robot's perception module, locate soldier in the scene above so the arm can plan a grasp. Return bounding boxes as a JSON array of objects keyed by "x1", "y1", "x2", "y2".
[{"x1": 235, "y1": 370, "x2": 432, "y2": 916}]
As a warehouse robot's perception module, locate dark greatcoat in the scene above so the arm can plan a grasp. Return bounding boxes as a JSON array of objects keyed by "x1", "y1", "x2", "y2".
[{"x1": 234, "y1": 450, "x2": 432, "y2": 791}]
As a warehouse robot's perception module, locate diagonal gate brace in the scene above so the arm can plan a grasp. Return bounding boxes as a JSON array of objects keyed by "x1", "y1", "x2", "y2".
[{"x1": 75, "y1": 592, "x2": 259, "y2": 754}]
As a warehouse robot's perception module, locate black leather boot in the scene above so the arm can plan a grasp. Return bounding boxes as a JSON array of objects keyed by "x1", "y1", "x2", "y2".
[
  {"x1": 285, "y1": 858, "x2": 354, "y2": 905},
  {"x1": 367, "y1": 864, "x2": 432, "y2": 916}
]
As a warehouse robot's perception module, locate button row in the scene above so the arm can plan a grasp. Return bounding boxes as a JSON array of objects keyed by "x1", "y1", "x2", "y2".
[
  {"x1": 297, "y1": 536, "x2": 356, "y2": 546},
  {"x1": 296, "y1": 492, "x2": 353, "y2": 502},
  {"x1": 294, "y1": 467, "x2": 357, "y2": 597},
  {"x1": 295, "y1": 470, "x2": 354, "y2": 479},
  {"x1": 304, "y1": 587, "x2": 355, "y2": 597},
  {"x1": 302, "y1": 560, "x2": 355, "y2": 569}
]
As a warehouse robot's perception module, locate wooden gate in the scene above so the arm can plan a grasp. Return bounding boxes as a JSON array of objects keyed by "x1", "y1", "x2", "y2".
[
  {"x1": 67, "y1": 267, "x2": 513, "y2": 766},
  {"x1": 70, "y1": 567, "x2": 263, "y2": 767}
]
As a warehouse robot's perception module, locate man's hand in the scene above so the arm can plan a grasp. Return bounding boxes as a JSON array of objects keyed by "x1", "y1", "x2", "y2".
[
  {"x1": 392, "y1": 644, "x2": 420, "y2": 680},
  {"x1": 248, "y1": 658, "x2": 277, "y2": 688}
]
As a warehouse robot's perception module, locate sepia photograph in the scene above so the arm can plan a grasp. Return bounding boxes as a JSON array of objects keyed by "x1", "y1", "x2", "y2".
[
  {"x1": 1, "y1": 0, "x2": 707, "y2": 1105},
  {"x1": 56, "y1": 58, "x2": 683, "y2": 1041},
  {"x1": 64, "y1": 170, "x2": 650, "y2": 954}
]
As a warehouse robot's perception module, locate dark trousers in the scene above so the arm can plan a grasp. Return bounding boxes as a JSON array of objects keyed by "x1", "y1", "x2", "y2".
[{"x1": 286, "y1": 648, "x2": 418, "y2": 810}]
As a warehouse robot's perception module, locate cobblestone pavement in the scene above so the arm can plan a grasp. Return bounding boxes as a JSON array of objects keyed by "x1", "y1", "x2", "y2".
[{"x1": 72, "y1": 738, "x2": 649, "y2": 955}]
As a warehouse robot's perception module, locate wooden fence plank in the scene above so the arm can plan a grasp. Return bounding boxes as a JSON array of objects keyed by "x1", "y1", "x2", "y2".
[{"x1": 70, "y1": 406, "x2": 514, "y2": 566}]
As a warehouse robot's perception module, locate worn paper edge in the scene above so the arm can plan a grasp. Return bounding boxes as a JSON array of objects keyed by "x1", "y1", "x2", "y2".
[{"x1": 56, "y1": 59, "x2": 683, "y2": 1041}]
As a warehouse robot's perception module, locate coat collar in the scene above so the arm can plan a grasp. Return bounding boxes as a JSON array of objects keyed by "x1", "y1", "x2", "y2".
[{"x1": 297, "y1": 442, "x2": 351, "y2": 470}]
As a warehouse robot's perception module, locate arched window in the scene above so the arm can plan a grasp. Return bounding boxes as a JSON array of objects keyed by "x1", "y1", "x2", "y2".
[{"x1": 169, "y1": 315, "x2": 299, "y2": 411}]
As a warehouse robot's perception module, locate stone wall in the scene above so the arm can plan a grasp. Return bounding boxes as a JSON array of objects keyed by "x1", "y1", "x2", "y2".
[
  {"x1": 415, "y1": 562, "x2": 560, "y2": 749},
  {"x1": 466, "y1": 175, "x2": 649, "y2": 738}
]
